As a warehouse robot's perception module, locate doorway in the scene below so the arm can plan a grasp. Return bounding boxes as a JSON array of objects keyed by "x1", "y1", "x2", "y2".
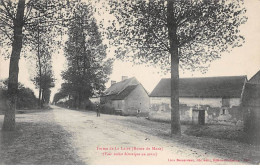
[
  {"x1": 192, "y1": 109, "x2": 205, "y2": 125},
  {"x1": 198, "y1": 110, "x2": 205, "y2": 125}
]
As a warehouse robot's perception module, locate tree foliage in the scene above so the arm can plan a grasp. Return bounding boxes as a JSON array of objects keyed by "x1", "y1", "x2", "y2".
[
  {"x1": 108, "y1": 0, "x2": 247, "y2": 72},
  {"x1": 61, "y1": 2, "x2": 113, "y2": 108},
  {"x1": 0, "y1": 79, "x2": 37, "y2": 110},
  {"x1": 0, "y1": 0, "x2": 71, "y2": 130},
  {"x1": 108, "y1": 0, "x2": 247, "y2": 134},
  {"x1": 30, "y1": 33, "x2": 55, "y2": 106},
  {"x1": 0, "y1": 0, "x2": 68, "y2": 58}
]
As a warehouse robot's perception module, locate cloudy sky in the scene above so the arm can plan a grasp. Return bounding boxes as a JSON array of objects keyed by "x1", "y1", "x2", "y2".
[{"x1": 0, "y1": 0, "x2": 260, "y2": 100}]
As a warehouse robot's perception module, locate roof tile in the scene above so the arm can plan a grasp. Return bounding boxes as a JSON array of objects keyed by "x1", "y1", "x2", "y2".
[{"x1": 150, "y1": 76, "x2": 247, "y2": 98}]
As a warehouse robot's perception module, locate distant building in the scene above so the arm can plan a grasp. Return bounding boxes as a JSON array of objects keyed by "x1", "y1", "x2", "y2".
[
  {"x1": 100, "y1": 76, "x2": 150, "y2": 116},
  {"x1": 149, "y1": 76, "x2": 247, "y2": 125}
]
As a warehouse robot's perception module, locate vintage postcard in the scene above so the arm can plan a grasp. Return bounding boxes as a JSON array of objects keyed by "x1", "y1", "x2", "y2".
[{"x1": 0, "y1": 0, "x2": 259, "y2": 165}]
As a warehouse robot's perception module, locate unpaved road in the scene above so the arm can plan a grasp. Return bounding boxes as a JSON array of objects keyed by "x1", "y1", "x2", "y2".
[{"x1": 51, "y1": 106, "x2": 249, "y2": 165}]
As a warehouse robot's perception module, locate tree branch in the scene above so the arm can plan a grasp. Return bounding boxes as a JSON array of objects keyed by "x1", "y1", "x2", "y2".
[
  {"x1": 24, "y1": 2, "x2": 33, "y2": 21},
  {"x1": 150, "y1": 29, "x2": 170, "y2": 51},
  {"x1": 178, "y1": 32, "x2": 200, "y2": 47},
  {"x1": 135, "y1": 45, "x2": 169, "y2": 52},
  {"x1": 0, "y1": 26, "x2": 12, "y2": 40},
  {"x1": 1, "y1": 0, "x2": 15, "y2": 20},
  {"x1": 24, "y1": 9, "x2": 59, "y2": 23},
  {"x1": 0, "y1": 16, "x2": 13, "y2": 28}
]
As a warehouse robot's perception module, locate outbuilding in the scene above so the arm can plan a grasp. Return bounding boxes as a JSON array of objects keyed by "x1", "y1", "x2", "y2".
[{"x1": 149, "y1": 76, "x2": 247, "y2": 125}]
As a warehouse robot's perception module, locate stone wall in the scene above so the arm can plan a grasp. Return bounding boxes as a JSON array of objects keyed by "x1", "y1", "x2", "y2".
[
  {"x1": 150, "y1": 97, "x2": 243, "y2": 125},
  {"x1": 124, "y1": 85, "x2": 150, "y2": 116},
  {"x1": 112, "y1": 100, "x2": 125, "y2": 112},
  {"x1": 101, "y1": 85, "x2": 150, "y2": 116}
]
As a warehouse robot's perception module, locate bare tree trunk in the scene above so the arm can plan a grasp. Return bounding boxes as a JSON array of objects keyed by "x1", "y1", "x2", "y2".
[
  {"x1": 68, "y1": 94, "x2": 71, "y2": 107},
  {"x1": 167, "y1": 0, "x2": 181, "y2": 135},
  {"x1": 41, "y1": 89, "x2": 44, "y2": 105},
  {"x1": 3, "y1": 0, "x2": 25, "y2": 131},
  {"x1": 74, "y1": 96, "x2": 77, "y2": 108},
  {"x1": 38, "y1": 86, "x2": 42, "y2": 107},
  {"x1": 37, "y1": 14, "x2": 42, "y2": 108},
  {"x1": 78, "y1": 91, "x2": 82, "y2": 109}
]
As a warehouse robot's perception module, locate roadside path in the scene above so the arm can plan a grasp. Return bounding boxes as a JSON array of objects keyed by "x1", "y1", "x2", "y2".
[{"x1": 51, "y1": 106, "x2": 247, "y2": 165}]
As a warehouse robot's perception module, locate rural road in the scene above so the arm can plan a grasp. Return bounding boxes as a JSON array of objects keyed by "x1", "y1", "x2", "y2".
[{"x1": 51, "y1": 105, "x2": 246, "y2": 165}]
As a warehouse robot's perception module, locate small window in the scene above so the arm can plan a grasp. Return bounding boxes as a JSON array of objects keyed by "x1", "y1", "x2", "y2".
[{"x1": 222, "y1": 109, "x2": 226, "y2": 115}]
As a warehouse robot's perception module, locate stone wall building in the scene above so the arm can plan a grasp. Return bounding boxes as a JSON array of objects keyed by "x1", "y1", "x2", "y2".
[
  {"x1": 100, "y1": 76, "x2": 150, "y2": 116},
  {"x1": 149, "y1": 76, "x2": 247, "y2": 125},
  {"x1": 242, "y1": 70, "x2": 260, "y2": 144}
]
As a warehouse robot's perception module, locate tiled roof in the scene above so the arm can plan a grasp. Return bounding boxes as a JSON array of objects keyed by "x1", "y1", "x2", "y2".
[
  {"x1": 112, "y1": 85, "x2": 138, "y2": 100},
  {"x1": 150, "y1": 76, "x2": 247, "y2": 98},
  {"x1": 104, "y1": 77, "x2": 139, "y2": 96}
]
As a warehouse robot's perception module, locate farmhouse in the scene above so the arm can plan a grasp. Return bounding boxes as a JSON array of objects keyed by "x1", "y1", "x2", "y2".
[
  {"x1": 149, "y1": 76, "x2": 247, "y2": 125},
  {"x1": 100, "y1": 76, "x2": 150, "y2": 116}
]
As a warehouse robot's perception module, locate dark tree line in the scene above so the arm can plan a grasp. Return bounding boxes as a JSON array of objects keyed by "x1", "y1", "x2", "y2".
[{"x1": 0, "y1": 79, "x2": 37, "y2": 110}]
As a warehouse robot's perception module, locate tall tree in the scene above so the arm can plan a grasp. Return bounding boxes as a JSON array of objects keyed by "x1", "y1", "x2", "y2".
[
  {"x1": 62, "y1": 2, "x2": 113, "y2": 109},
  {"x1": 29, "y1": 30, "x2": 55, "y2": 107},
  {"x1": 108, "y1": 0, "x2": 247, "y2": 135},
  {"x1": 0, "y1": 0, "x2": 68, "y2": 130},
  {"x1": 1, "y1": 0, "x2": 26, "y2": 131}
]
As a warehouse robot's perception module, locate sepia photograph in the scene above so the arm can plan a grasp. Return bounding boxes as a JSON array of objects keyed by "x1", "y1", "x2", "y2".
[{"x1": 0, "y1": 0, "x2": 259, "y2": 165}]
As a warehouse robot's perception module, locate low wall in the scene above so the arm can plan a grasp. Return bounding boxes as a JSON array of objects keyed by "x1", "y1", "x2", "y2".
[{"x1": 150, "y1": 102, "x2": 243, "y2": 125}]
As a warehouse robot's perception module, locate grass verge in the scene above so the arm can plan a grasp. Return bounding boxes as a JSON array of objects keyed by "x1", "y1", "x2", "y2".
[{"x1": 0, "y1": 111, "x2": 83, "y2": 165}]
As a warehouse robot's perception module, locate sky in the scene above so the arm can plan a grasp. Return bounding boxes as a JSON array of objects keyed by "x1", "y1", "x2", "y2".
[{"x1": 0, "y1": 0, "x2": 260, "y2": 101}]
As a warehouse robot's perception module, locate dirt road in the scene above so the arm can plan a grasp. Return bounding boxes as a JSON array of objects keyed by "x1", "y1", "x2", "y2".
[{"x1": 51, "y1": 106, "x2": 248, "y2": 165}]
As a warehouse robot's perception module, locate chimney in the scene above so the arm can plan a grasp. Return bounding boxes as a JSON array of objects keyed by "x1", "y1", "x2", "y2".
[
  {"x1": 122, "y1": 76, "x2": 128, "y2": 81},
  {"x1": 111, "y1": 80, "x2": 116, "y2": 86}
]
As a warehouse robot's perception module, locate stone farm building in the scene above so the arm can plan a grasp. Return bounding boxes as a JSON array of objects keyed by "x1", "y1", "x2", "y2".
[
  {"x1": 242, "y1": 70, "x2": 260, "y2": 143},
  {"x1": 149, "y1": 76, "x2": 247, "y2": 125},
  {"x1": 100, "y1": 76, "x2": 150, "y2": 116},
  {"x1": 242, "y1": 83, "x2": 260, "y2": 130}
]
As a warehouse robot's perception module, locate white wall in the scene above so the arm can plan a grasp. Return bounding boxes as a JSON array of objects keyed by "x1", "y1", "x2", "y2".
[
  {"x1": 112, "y1": 100, "x2": 124, "y2": 111},
  {"x1": 125, "y1": 85, "x2": 150, "y2": 115},
  {"x1": 89, "y1": 97, "x2": 100, "y2": 104},
  {"x1": 229, "y1": 98, "x2": 241, "y2": 107},
  {"x1": 150, "y1": 97, "x2": 170, "y2": 105},
  {"x1": 181, "y1": 97, "x2": 222, "y2": 107},
  {"x1": 150, "y1": 97, "x2": 222, "y2": 108},
  {"x1": 150, "y1": 96, "x2": 243, "y2": 124}
]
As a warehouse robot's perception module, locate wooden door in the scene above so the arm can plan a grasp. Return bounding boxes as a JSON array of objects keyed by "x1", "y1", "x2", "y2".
[{"x1": 198, "y1": 110, "x2": 205, "y2": 125}]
